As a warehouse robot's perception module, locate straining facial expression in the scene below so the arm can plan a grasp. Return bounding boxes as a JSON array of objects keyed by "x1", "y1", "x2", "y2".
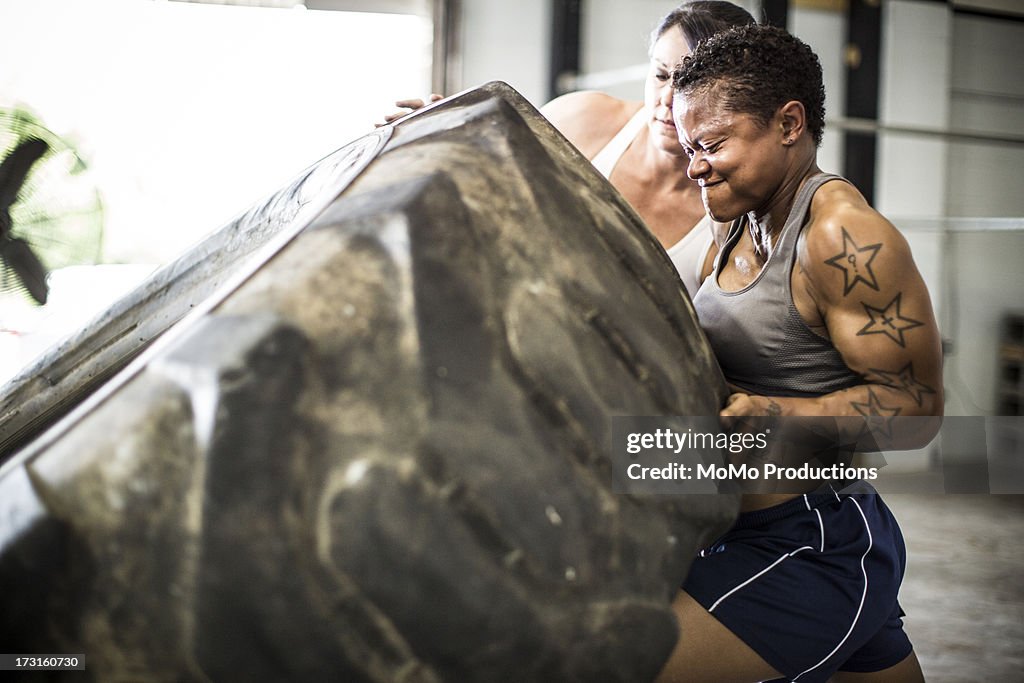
[{"x1": 673, "y1": 85, "x2": 791, "y2": 222}]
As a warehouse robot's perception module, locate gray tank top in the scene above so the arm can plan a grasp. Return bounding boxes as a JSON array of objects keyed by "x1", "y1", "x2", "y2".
[{"x1": 692, "y1": 173, "x2": 861, "y2": 398}]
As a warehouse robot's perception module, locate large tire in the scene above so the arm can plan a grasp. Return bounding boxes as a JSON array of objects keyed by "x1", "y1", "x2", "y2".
[{"x1": 0, "y1": 82, "x2": 737, "y2": 682}]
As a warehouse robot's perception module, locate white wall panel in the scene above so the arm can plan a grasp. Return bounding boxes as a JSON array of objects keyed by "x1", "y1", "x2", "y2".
[
  {"x1": 947, "y1": 12, "x2": 1024, "y2": 217},
  {"x1": 876, "y1": 1, "x2": 951, "y2": 218},
  {"x1": 460, "y1": 0, "x2": 550, "y2": 106},
  {"x1": 791, "y1": 7, "x2": 846, "y2": 176}
]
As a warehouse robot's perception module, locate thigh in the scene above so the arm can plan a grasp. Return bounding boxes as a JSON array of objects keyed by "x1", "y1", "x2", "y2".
[
  {"x1": 655, "y1": 590, "x2": 782, "y2": 683},
  {"x1": 830, "y1": 651, "x2": 924, "y2": 683}
]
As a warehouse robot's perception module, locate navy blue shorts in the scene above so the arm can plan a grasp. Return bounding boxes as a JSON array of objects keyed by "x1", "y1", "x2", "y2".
[{"x1": 682, "y1": 483, "x2": 913, "y2": 682}]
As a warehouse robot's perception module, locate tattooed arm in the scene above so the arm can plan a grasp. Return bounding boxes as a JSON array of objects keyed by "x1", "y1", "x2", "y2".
[{"x1": 721, "y1": 184, "x2": 943, "y2": 449}]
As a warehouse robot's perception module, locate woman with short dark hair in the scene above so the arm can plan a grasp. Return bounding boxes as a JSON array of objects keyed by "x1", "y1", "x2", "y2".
[{"x1": 657, "y1": 24, "x2": 940, "y2": 683}]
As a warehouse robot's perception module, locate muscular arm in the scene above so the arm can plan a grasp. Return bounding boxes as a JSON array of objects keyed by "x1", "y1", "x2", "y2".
[{"x1": 723, "y1": 190, "x2": 943, "y2": 449}]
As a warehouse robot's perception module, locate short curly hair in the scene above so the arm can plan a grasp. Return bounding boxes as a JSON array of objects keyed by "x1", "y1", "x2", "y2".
[{"x1": 672, "y1": 24, "x2": 826, "y2": 147}]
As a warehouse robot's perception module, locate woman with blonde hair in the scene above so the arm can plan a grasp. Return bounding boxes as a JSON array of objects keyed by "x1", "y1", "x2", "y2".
[{"x1": 384, "y1": 1, "x2": 756, "y2": 296}]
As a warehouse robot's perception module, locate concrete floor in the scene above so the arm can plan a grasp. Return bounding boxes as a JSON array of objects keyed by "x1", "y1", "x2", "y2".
[{"x1": 886, "y1": 493, "x2": 1024, "y2": 682}]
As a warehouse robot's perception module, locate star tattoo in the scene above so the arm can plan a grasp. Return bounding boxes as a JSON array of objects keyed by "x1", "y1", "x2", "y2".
[
  {"x1": 857, "y1": 293, "x2": 924, "y2": 347},
  {"x1": 869, "y1": 362, "x2": 936, "y2": 407},
  {"x1": 824, "y1": 228, "x2": 882, "y2": 296},
  {"x1": 851, "y1": 388, "x2": 902, "y2": 441}
]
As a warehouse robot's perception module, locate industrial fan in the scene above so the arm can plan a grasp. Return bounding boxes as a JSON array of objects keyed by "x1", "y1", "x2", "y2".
[{"x1": 0, "y1": 107, "x2": 104, "y2": 305}]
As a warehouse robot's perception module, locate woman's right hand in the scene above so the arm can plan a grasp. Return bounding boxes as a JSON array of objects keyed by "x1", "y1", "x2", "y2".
[{"x1": 375, "y1": 94, "x2": 444, "y2": 127}]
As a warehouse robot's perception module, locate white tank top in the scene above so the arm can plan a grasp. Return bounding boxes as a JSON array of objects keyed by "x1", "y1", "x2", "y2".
[{"x1": 590, "y1": 107, "x2": 712, "y2": 297}]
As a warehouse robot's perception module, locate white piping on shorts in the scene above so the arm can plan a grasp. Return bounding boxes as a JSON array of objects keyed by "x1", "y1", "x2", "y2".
[
  {"x1": 815, "y1": 509, "x2": 826, "y2": 553},
  {"x1": 708, "y1": 545, "x2": 816, "y2": 614},
  {"x1": 803, "y1": 494, "x2": 827, "y2": 553},
  {"x1": 792, "y1": 497, "x2": 874, "y2": 681}
]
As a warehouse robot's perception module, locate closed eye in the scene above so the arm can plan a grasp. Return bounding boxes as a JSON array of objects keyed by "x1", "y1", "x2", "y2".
[{"x1": 701, "y1": 137, "x2": 726, "y2": 154}]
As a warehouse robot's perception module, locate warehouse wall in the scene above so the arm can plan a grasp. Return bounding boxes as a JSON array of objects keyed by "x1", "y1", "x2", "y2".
[
  {"x1": 947, "y1": 12, "x2": 1024, "y2": 217},
  {"x1": 459, "y1": 0, "x2": 552, "y2": 106}
]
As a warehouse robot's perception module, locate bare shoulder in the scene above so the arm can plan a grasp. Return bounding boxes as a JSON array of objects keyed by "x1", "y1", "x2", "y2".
[
  {"x1": 540, "y1": 91, "x2": 641, "y2": 159},
  {"x1": 800, "y1": 179, "x2": 915, "y2": 303}
]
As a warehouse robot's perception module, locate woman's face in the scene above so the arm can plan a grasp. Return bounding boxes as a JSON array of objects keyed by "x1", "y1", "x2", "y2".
[
  {"x1": 644, "y1": 25, "x2": 690, "y2": 155},
  {"x1": 674, "y1": 87, "x2": 788, "y2": 222}
]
